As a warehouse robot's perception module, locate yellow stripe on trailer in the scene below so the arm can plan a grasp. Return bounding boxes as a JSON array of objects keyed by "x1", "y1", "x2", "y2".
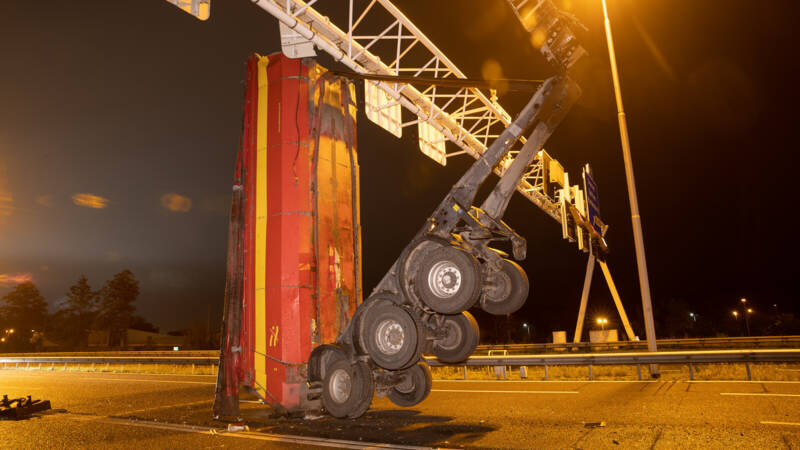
[{"x1": 254, "y1": 55, "x2": 269, "y2": 397}]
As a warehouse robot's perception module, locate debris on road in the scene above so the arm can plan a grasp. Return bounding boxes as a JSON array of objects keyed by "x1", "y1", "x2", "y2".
[
  {"x1": 584, "y1": 421, "x2": 606, "y2": 428},
  {"x1": 0, "y1": 394, "x2": 52, "y2": 420},
  {"x1": 226, "y1": 423, "x2": 249, "y2": 432}
]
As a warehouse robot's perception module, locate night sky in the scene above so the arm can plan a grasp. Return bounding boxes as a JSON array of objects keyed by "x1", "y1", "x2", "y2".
[{"x1": 1, "y1": 1, "x2": 797, "y2": 339}]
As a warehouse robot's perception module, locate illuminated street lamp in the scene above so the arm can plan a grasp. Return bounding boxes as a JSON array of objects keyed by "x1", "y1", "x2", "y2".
[
  {"x1": 601, "y1": 0, "x2": 658, "y2": 377},
  {"x1": 596, "y1": 317, "x2": 608, "y2": 331},
  {"x1": 744, "y1": 308, "x2": 753, "y2": 336}
]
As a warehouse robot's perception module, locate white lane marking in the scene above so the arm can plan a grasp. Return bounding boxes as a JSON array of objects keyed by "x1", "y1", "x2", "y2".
[
  {"x1": 688, "y1": 380, "x2": 800, "y2": 384},
  {"x1": 721, "y1": 393, "x2": 800, "y2": 398},
  {"x1": 2, "y1": 371, "x2": 216, "y2": 378},
  {"x1": 60, "y1": 414, "x2": 434, "y2": 449},
  {"x1": 433, "y1": 379, "x2": 656, "y2": 384},
  {"x1": 761, "y1": 421, "x2": 800, "y2": 426},
  {"x1": 68, "y1": 377, "x2": 215, "y2": 385},
  {"x1": 432, "y1": 389, "x2": 579, "y2": 394},
  {"x1": 434, "y1": 379, "x2": 800, "y2": 384},
  {"x1": 114, "y1": 399, "x2": 213, "y2": 417}
]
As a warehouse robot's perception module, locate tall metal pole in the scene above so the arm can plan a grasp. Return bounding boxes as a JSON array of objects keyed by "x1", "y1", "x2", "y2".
[{"x1": 601, "y1": 0, "x2": 659, "y2": 372}]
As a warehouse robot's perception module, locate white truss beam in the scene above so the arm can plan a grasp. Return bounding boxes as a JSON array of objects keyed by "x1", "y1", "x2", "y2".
[{"x1": 251, "y1": 0, "x2": 567, "y2": 224}]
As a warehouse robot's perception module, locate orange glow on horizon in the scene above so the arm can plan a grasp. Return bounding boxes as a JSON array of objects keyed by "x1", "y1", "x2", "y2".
[{"x1": 0, "y1": 272, "x2": 34, "y2": 287}]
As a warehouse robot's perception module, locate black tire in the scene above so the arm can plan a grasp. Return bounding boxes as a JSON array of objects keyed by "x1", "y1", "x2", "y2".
[
  {"x1": 308, "y1": 344, "x2": 346, "y2": 382},
  {"x1": 432, "y1": 311, "x2": 480, "y2": 364},
  {"x1": 398, "y1": 237, "x2": 448, "y2": 305},
  {"x1": 347, "y1": 361, "x2": 374, "y2": 418},
  {"x1": 480, "y1": 258, "x2": 529, "y2": 315},
  {"x1": 415, "y1": 246, "x2": 481, "y2": 314},
  {"x1": 387, "y1": 362, "x2": 432, "y2": 407},
  {"x1": 353, "y1": 296, "x2": 394, "y2": 355},
  {"x1": 321, "y1": 358, "x2": 374, "y2": 419},
  {"x1": 362, "y1": 302, "x2": 421, "y2": 370}
]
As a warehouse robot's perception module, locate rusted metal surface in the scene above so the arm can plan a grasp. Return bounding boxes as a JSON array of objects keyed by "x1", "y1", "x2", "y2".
[
  {"x1": 215, "y1": 53, "x2": 360, "y2": 414},
  {"x1": 212, "y1": 153, "x2": 245, "y2": 419}
]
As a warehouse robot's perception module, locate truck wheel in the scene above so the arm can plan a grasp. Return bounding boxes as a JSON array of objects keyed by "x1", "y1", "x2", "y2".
[
  {"x1": 415, "y1": 246, "x2": 481, "y2": 314},
  {"x1": 480, "y1": 259, "x2": 529, "y2": 315},
  {"x1": 322, "y1": 358, "x2": 374, "y2": 419},
  {"x1": 353, "y1": 296, "x2": 394, "y2": 355},
  {"x1": 347, "y1": 361, "x2": 374, "y2": 418},
  {"x1": 387, "y1": 362, "x2": 432, "y2": 407},
  {"x1": 362, "y1": 302, "x2": 421, "y2": 370},
  {"x1": 308, "y1": 344, "x2": 346, "y2": 382},
  {"x1": 432, "y1": 311, "x2": 480, "y2": 364},
  {"x1": 398, "y1": 237, "x2": 448, "y2": 305}
]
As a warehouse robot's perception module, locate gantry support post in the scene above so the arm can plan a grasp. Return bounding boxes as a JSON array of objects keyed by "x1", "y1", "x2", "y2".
[
  {"x1": 573, "y1": 254, "x2": 595, "y2": 343},
  {"x1": 598, "y1": 260, "x2": 635, "y2": 341}
]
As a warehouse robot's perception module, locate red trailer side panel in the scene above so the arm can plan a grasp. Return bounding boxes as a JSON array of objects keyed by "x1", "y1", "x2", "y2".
[{"x1": 222, "y1": 53, "x2": 360, "y2": 412}]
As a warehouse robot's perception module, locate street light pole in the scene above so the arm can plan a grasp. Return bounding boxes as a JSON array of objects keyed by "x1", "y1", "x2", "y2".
[
  {"x1": 745, "y1": 309, "x2": 752, "y2": 336},
  {"x1": 601, "y1": 0, "x2": 659, "y2": 371}
]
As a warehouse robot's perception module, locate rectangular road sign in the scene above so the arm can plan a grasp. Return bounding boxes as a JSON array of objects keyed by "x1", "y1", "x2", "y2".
[{"x1": 583, "y1": 164, "x2": 602, "y2": 234}]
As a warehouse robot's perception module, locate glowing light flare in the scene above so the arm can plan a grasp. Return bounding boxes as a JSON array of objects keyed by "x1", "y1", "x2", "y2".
[
  {"x1": 480, "y1": 59, "x2": 509, "y2": 96},
  {"x1": 161, "y1": 193, "x2": 192, "y2": 213},
  {"x1": 0, "y1": 273, "x2": 33, "y2": 287},
  {"x1": 530, "y1": 29, "x2": 546, "y2": 49},
  {"x1": 520, "y1": 6, "x2": 538, "y2": 30},
  {"x1": 72, "y1": 193, "x2": 109, "y2": 209},
  {"x1": 0, "y1": 190, "x2": 12, "y2": 218}
]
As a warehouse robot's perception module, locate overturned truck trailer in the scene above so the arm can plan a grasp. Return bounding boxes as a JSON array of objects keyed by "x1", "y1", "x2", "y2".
[
  {"x1": 213, "y1": 1, "x2": 590, "y2": 420},
  {"x1": 214, "y1": 53, "x2": 363, "y2": 416}
]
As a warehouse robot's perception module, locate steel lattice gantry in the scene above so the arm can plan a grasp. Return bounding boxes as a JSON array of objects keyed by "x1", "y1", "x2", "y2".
[{"x1": 250, "y1": 0, "x2": 583, "y2": 227}]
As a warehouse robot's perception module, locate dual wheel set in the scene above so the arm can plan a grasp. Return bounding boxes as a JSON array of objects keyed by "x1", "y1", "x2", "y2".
[{"x1": 309, "y1": 237, "x2": 530, "y2": 418}]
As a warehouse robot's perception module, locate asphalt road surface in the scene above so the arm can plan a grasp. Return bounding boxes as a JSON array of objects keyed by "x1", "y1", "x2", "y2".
[{"x1": 2, "y1": 370, "x2": 800, "y2": 449}]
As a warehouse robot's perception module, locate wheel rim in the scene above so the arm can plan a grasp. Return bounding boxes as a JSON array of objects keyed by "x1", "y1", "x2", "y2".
[
  {"x1": 395, "y1": 372, "x2": 415, "y2": 394},
  {"x1": 375, "y1": 319, "x2": 405, "y2": 355},
  {"x1": 427, "y1": 260, "x2": 462, "y2": 298},
  {"x1": 437, "y1": 318, "x2": 463, "y2": 351},
  {"x1": 329, "y1": 368, "x2": 352, "y2": 404},
  {"x1": 484, "y1": 270, "x2": 511, "y2": 302}
]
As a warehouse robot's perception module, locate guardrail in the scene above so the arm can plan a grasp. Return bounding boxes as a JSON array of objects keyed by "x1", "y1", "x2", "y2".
[
  {"x1": 425, "y1": 349, "x2": 800, "y2": 381},
  {"x1": 0, "y1": 350, "x2": 219, "y2": 374},
  {"x1": 475, "y1": 335, "x2": 800, "y2": 354},
  {"x1": 428, "y1": 349, "x2": 800, "y2": 366},
  {"x1": 3, "y1": 349, "x2": 799, "y2": 381}
]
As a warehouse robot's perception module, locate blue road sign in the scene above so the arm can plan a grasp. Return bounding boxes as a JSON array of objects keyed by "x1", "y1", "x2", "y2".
[{"x1": 583, "y1": 166, "x2": 602, "y2": 234}]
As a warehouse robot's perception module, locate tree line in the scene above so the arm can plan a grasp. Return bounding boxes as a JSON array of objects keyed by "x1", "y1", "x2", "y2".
[{"x1": 0, "y1": 269, "x2": 149, "y2": 352}]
